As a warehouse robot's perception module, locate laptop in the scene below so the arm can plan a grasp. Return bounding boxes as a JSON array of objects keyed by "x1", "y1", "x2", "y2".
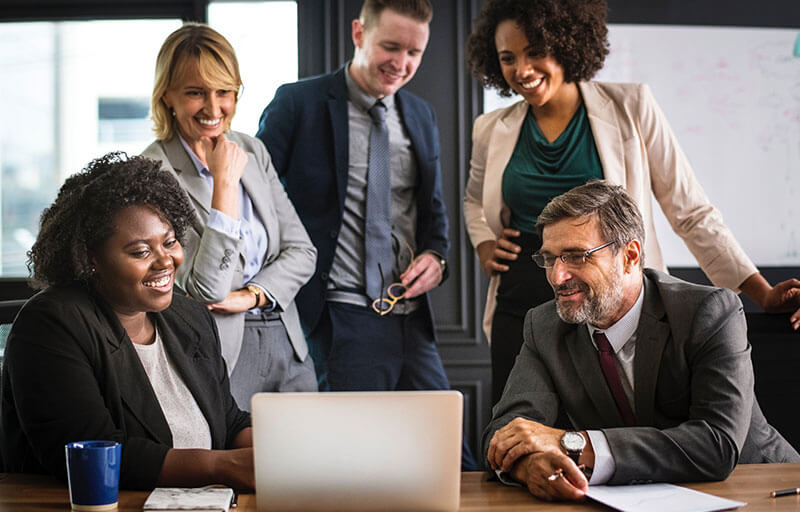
[{"x1": 251, "y1": 391, "x2": 463, "y2": 511}]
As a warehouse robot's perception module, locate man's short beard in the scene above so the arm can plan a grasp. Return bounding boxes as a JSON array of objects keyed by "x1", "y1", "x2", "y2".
[{"x1": 555, "y1": 267, "x2": 625, "y2": 326}]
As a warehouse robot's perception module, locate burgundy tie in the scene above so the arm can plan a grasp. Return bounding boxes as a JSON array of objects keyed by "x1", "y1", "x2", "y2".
[{"x1": 593, "y1": 331, "x2": 636, "y2": 427}]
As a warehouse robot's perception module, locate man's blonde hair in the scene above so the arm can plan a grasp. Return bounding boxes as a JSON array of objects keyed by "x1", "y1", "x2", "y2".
[
  {"x1": 151, "y1": 22, "x2": 242, "y2": 141},
  {"x1": 359, "y1": 0, "x2": 433, "y2": 28}
]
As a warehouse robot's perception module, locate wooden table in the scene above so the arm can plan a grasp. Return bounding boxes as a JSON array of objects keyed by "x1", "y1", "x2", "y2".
[{"x1": 2, "y1": 464, "x2": 800, "y2": 511}]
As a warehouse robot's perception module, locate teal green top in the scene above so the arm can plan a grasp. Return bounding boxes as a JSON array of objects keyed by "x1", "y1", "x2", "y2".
[{"x1": 502, "y1": 102, "x2": 604, "y2": 234}]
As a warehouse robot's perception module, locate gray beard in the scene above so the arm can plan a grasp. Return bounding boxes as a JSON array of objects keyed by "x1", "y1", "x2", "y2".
[{"x1": 555, "y1": 268, "x2": 625, "y2": 326}]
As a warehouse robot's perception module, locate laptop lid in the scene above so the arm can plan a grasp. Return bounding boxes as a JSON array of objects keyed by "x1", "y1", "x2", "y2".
[{"x1": 251, "y1": 391, "x2": 462, "y2": 512}]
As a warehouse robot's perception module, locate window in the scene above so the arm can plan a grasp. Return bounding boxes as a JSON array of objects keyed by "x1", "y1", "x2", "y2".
[
  {"x1": 0, "y1": 19, "x2": 182, "y2": 276},
  {"x1": 0, "y1": 1, "x2": 299, "y2": 278},
  {"x1": 207, "y1": 1, "x2": 298, "y2": 135}
]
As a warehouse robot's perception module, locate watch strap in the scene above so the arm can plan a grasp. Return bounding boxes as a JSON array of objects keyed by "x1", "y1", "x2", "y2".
[{"x1": 566, "y1": 450, "x2": 581, "y2": 465}]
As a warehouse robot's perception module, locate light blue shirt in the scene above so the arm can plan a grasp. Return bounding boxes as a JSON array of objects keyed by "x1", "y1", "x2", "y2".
[{"x1": 178, "y1": 135, "x2": 276, "y2": 310}]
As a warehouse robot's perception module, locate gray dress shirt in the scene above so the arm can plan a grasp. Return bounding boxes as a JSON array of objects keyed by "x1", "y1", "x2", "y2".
[{"x1": 328, "y1": 64, "x2": 419, "y2": 292}]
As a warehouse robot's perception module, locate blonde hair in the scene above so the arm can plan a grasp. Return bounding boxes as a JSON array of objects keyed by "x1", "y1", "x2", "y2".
[
  {"x1": 151, "y1": 22, "x2": 242, "y2": 141},
  {"x1": 359, "y1": 0, "x2": 433, "y2": 27}
]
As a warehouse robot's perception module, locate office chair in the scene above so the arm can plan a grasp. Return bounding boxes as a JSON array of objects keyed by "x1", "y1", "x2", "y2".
[
  {"x1": 0, "y1": 298, "x2": 26, "y2": 473},
  {"x1": 0, "y1": 299, "x2": 25, "y2": 364},
  {"x1": 746, "y1": 312, "x2": 800, "y2": 452}
]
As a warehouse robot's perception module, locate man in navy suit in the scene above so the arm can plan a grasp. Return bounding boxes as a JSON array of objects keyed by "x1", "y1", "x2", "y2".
[{"x1": 256, "y1": 0, "x2": 452, "y2": 398}]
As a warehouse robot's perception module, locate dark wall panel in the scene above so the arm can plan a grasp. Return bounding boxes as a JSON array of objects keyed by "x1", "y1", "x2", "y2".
[{"x1": 606, "y1": 0, "x2": 800, "y2": 28}]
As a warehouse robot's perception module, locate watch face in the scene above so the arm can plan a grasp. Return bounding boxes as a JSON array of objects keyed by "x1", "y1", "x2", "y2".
[{"x1": 561, "y1": 431, "x2": 586, "y2": 451}]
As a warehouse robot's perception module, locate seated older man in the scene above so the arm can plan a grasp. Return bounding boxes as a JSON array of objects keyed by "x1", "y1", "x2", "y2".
[{"x1": 484, "y1": 180, "x2": 799, "y2": 501}]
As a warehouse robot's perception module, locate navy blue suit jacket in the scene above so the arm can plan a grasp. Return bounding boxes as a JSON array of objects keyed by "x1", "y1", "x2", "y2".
[{"x1": 256, "y1": 67, "x2": 449, "y2": 335}]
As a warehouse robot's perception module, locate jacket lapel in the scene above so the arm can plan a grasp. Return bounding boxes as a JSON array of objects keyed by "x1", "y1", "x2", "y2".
[
  {"x1": 98, "y1": 299, "x2": 173, "y2": 446},
  {"x1": 328, "y1": 68, "x2": 350, "y2": 213},
  {"x1": 396, "y1": 92, "x2": 430, "y2": 194},
  {"x1": 579, "y1": 82, "x2": 626, "y2": 188},
  {"x1": 484, "y1": 101, "x2": 528, "y2": 234},
  {"x1": 155, "y1": 311, "x2": 222, "y2": 446},
  {"x1": 632, "y1": 275, "x2": 670, "y2": 426},
  {"x1": 565, "y1": 324, "x2": 624, "y2": 426},
  {"x1": 161, "y1": 136, "x2": 213, "y2": 217}
]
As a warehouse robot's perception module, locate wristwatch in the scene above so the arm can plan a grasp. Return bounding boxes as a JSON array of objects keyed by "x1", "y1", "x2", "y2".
[
  {"x1": 560, "y1": 431, "x2": 586, "y2": 465},
  {"x1": 246, "y1": 284, "x2": 262, "y2": 308}
]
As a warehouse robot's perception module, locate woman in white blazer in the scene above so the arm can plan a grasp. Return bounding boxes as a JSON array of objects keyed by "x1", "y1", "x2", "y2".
[
  {"x1": 142, "y1": 23, "x2": 318, "y2": 409},
  {"x1": 464, "y1": 0, "x2": 800, "y2": 404}
]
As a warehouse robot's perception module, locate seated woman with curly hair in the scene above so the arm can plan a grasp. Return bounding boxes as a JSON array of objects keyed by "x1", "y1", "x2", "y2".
[
  {"x1": 464, "y1": 0, "x2": 800, "y2": 405},
  {"x1": 1, "y1": 153, "x2": 253, "y2": 490}
]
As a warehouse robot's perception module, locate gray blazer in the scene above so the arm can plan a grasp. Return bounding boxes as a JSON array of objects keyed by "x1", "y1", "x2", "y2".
[
  {"x1": 142, "y1": 131, "x2": 317, "y2": 371},
  {"x1": 484, "y1": 269, "x2": 799, "y2": 484}
]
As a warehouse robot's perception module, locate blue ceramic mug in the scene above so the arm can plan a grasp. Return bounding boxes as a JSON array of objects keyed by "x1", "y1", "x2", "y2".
[{"x1": 65, "y1": 441, "x2": 121, "y2": 511}]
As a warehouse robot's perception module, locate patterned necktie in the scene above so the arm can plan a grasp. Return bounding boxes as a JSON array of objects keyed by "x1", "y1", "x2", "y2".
[
  {"x1": 364, "y1": 101, "x2": 393, "y2": 301},
  {"x1": 594, "y1": 331, "x2": 636, "y2": 427}
]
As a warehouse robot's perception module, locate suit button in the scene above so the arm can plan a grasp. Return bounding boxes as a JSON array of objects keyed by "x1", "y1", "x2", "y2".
[
  {"x1": 329, "y1": 229, "x2": 338, "y2": 239},
  {"x1": 220, "y1": 263, "x2": 229, "y2": 270},
  {"x1": 222, "y1": 255, "x2": 230, "y2": 264},
  {"x1": 320, "y1": 272, "x2": 328, "y2": 281},
  {"x1": 224, "y1": 249, "x2": 233, "y2": 257}
]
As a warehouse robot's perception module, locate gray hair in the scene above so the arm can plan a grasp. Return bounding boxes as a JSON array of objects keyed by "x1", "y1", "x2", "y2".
[{"x1": 536, "y1": 180, "x2": 645, "y2": 267}]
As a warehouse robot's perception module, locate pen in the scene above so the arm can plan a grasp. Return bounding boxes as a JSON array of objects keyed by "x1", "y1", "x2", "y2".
[
  {"x1": 547, "y1": 464, "x2": 586, "y2": 482},
  {"x1": 547, "y1": 469, "x2": 564, "y2": 481},
  {"x1": 769, "y1": 487, "x2": 800, "y2": 498},
  {"x1": 770, "y1": 487, "x2": 800, "y2": 498}
]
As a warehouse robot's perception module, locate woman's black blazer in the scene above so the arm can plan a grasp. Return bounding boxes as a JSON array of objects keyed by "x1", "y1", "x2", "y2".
[{"x1": 0, "y1": 283, "x2": 250, "y2": 489}]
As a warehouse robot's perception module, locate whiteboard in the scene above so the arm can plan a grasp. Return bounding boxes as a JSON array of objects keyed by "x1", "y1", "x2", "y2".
[
  {"x1": 485, "y1": 24, "x2": 800, "y2": 266},
  {"x1": 596, "y1": 24, "x2": 800, "y2": 266}
]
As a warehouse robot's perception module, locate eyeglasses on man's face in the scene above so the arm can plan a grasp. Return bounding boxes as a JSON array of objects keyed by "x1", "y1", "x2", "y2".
[{"x1": 531, "y1": 240, "x2": 617, "y2": 269}]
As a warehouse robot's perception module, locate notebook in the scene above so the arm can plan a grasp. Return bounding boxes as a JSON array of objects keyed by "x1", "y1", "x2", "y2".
[
  {"x1": 250, "y1": 391, "x2": 463, "y2": 511},
  {"x1": 142, "y1": 487, "x2": 234, "y2": 511}
]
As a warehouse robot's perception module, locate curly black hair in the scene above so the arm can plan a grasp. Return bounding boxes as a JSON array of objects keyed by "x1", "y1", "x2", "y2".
[
  {"x1": 28, "y1": 152, "x2": 194, "y2": 289},
  {"x1": 466, "y1": 0, "x2": 610, "y2": 97}
]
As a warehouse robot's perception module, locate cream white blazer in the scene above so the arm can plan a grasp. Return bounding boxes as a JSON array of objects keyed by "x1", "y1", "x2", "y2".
[{"x1": 464, "y1": 81, "x2": 756, "y2": 341}]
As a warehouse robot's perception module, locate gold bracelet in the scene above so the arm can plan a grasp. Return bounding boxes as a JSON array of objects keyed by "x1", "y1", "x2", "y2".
[{"x1": 246, "y1": 284, "x2": 261, "y2": 308}]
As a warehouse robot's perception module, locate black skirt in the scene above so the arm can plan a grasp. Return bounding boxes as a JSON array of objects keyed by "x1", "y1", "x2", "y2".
[{"x1": 490, "y1": 231, "x2": 553, "y2": 404}]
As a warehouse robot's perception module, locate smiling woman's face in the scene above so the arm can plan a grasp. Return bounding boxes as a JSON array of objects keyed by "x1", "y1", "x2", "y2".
[
  {"x1": 91, "y1": 204, "x2": 184, "y2": 319},
  {"x1": 162, "y1": 59, "x2": 237, "y2": 147},
  {"x1": 494, "y1": 19, "x2": 567, "y2": 108}
]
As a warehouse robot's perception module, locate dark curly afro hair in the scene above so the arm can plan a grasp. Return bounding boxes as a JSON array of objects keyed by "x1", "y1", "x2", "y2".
[
  {"x1": 467, "y1": 0, "x2": 610, "y2": 97},
  {"x1": 28, "y1": 152, "x2": 194, "y2": 289}
]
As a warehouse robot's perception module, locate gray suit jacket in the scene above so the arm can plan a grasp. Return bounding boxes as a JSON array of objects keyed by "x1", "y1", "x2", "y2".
[
  {"x1": 484, "y1": 269, "x2": 799, "y2": 484},
  {"x1": 142, "y1": 131, "x2": 317, "y2": 371}
]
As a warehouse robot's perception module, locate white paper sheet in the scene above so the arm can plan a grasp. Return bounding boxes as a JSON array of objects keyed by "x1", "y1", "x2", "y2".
[{"x1": 586, "y1": 483, "x2": 746, "y2": 512}]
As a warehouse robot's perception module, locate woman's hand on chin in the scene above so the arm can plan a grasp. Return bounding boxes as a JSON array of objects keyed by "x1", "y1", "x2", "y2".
[{"x1": 202, "y1": 133, "x2": 247, "y2": 187}]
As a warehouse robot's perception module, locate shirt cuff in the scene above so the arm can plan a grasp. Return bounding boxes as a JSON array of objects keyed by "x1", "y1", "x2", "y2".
[
  {"x1": 494, "y1": 469, "x2": 522, "y2": 487},
  {"x1": 262, "y1": 289, "x2": 278, "y2": 312},
  {"x1": 586, "y1": 430, "x2": 615, "y2": 484},
  {"x1": 208, "y1": 208, "x2": 241, "y2": 238}
]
